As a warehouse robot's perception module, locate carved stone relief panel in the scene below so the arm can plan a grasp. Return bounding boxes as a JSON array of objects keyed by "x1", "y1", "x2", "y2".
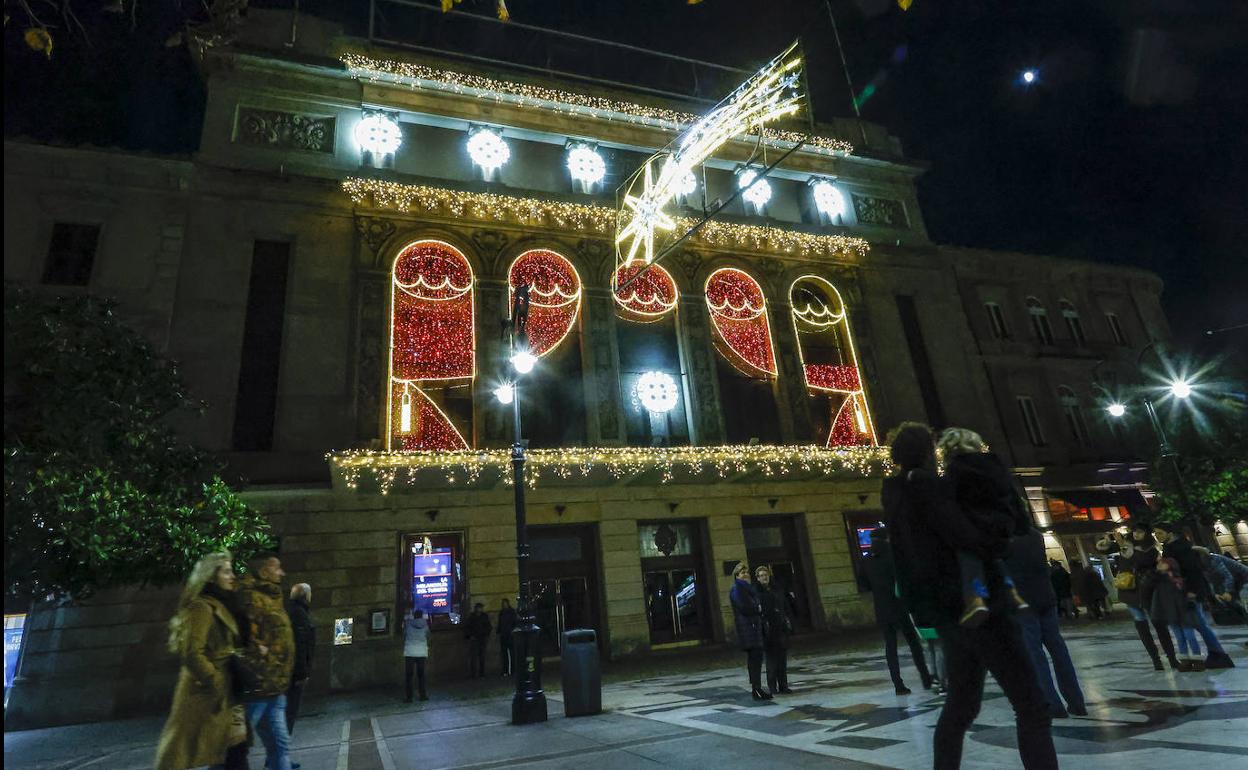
[
  {"x1": 680, "y1": 298, "x2": 727, "y2": 444},
  {"x1": 471, "y1": 229, "x2": 510, "y2": 278},
  {"x1": 355, "y1": 217, "x2": 397, "y2": 268},
  {"x1": 354, "y1": 274, "x2": 387, "y2": 443},
  {"x1": 476, "y1": 281, "x2": 508, "y2": 444},
  {"x1": 851, "y1": 194, "x2": 909, "y2": 228},
  {"x1": 236, "y1": 107, "x2": 336, "y2": 153},
  {"x1": 585, "y1": 291, "x2": 622, "y2": 442}
]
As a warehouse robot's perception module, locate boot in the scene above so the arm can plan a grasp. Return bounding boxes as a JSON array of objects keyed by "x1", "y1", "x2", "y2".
[
  {"x1": 1153, "y1": 621, "x2": 1181, "y2": 670},
  {"x1": 960, "y1": 596, "x2": 989, "y2": 628},
  {"x1": 1010, "y1": 588, "x2": 1030, "y2": 611},
  {"x1": 1133, "y1": 620, "x2": 1164, "y2": 670},
  {"x1": 1205, "y1": 651, "x2": 1236, "y2": 669}
]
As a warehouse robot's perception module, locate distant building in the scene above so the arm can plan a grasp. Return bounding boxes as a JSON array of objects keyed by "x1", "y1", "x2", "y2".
[{"x1": 4, "y1": 8, "x2": 1241, "y2": 727}]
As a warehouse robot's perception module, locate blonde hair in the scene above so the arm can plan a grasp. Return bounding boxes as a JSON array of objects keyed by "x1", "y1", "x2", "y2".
[
  {"x1": 167, "y1": 552, "x2": 232, "y2": 654},
  {"x1": 937, "y1": 427, "x2": 986, "y2": 456}
]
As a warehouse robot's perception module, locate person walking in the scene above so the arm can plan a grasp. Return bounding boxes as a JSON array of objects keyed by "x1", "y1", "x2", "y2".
[
  {"x1": 859, "y1": 527, "x2": 933, "y2": 695},
  {"x1": 1050, "y1": 561, "x2": 1077, "y2": 619},
  {"x1": 464, "y1": 603, "x2": 492, "y2": 678},
  {"x1": 238, "y1": 552, "x2": 296, "y2": 770},
  {"x1": 497, "y1": 599, "x2": 517, "y2": 677},
  {"x1": 1080, "y1": 564, "x2": 1110, "y2": 620},
  {"x1": 1153, "y1": 522, "x2": 1235, "y2": 669},
  {"x1": 728, "y1": 561, "x2": 770, "y2": 701},
  {"x1": 1096, "y1": 524, "x2": 1179, "y2": 670},
  {"x1": 155, "y1": 552, "x2": 249, "y2": 770},
  {"x1": 1007, "y1": 527, "x2": 1088, "y2": 719},
  {"x1": 754, "y1": 565, "x2": 794, "y2": 695},
  {"x1": 883, "y1": 422, "x2": 1057, "y2": 770},
  {"x1": 404, "y1": 609, "x2": 430, "y2": 702},
  {"x1": 1151, "y1": 557, "x2": 1204, "y2": 671},
  {"x1": 284, "y1": 583, "x2": 315, "y2": 735}
]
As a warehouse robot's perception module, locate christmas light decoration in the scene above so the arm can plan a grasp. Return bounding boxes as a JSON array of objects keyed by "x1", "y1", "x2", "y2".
[
  {"x1": 675, "y1": 168, "x2": 698, "y2": 200},
  {"x1": 566, "y1": 143, "x2": 607, "y2": 189},
  {"x1": 388, "y1": 241, "x2": 475, "y2": 450},
  {"x1": 340, "y1": 53, "x2": 854, "y2": 156},
  {"x1": 612, "y1": 261, "x2": 678, "y2": 321},
  {"x1": 329, "y1": 443, "x2": 891, "y2": 492},
  {"x1": 494, "y1": 383, "x2": 515, "y2": 405},
  {"x1": 354, "y1": 113, "x2": 403, "y2": 156},
  {"x1": 616, "y1": 41, "x2": 804, "y2": 266},
  {"x1": 466, "y1": 127, "x2": 510, "y2": 177},
  {"x1": 510, "y1": 350, "x2": 537, "y2": 374},
  {"x1": 737, "y1": 168, "x2": 773, "y2": 212},
  {"x1": 508, "y1": 250, "x2": 582, "y2": 357},
  {"x1": 635, "y1": 371, "x2": 680, "y2": 414},
  {"x1": 789, "y1": 274, "x2": 876, "y2": 446},
  {"x1": 810, "y1": 179, "x2": 846, "y2": 220},
  {"x1": 706, "y1": 268, "x2": 776, "y2": 377},
  {"x1": 1169, "y1": 379, "x2": 1192, "y2": 399},
  {"x1": 342, "y1": 178, "x2": 870, "y2": 260}
]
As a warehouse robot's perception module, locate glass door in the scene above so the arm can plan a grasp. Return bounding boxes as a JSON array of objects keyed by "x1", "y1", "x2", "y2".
[
  {"x1": 645, "y1": 569, "x2": 704, "y2": 644},
  {"x1": 526, "y1": 577, "x2": 591, "y2": 655}
]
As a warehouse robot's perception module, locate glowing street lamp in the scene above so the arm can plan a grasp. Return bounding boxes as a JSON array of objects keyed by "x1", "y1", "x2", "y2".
[
  {"x1": 510, "y1": 350, "x2": 537, "y2": 374},
  {"x1": 1169, "y1": 379, "x2": 1192, "y2": 399},
  {"x1": 1106, "y1": 402, "x2": 1127, "y2": 418},
  {"x1": 1021, "y1": 69, "x2": 1038, "y2": 85},
  {"x1": 494, "y1": 384, "x2": 515, "y2": 405}
]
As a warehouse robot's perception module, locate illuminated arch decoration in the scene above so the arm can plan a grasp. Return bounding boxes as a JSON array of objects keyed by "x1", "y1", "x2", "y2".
[
  {"x1": 612, "y1": 261, "x2": 678, "y2": 322},
  {"x1": 790, "y1": 275, "x2": 876, "y2": 447},
  {"x1": 705, "y1": 267, "x2": 776, "y2": 377},
  {"x1": 388, "y1": 240, "x2": 475, "y2": 451},
  {"x1": 508, "y1": 249, "x2": 582, "y2": 357}
]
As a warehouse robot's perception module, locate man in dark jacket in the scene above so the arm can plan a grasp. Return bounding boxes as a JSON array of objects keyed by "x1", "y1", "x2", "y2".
[
  {"x1": 1155, "y1": 522, "x2": 1234, "y2": 669},
  {"x1": 1006, "y1": 529, "x2": 1087, "y2": 718},
  {"x1": 883, "y1": 422, "x2": 1056, "y2": 770},
  {"x1": 239, "y1": 552, "x2": 296, "y2": 770},
  {"x1": 497, "y1": 599, "x2": 517, "y2": 676},
  {"x1": 860, "y1": 528, "x2": 932, "y2": 695},
  {"x1": 464, "y1": 603, "x2": 492, "y2": 677},
  {"x1": 285, "y1": 582, "x2": 316, "y2": 734}
]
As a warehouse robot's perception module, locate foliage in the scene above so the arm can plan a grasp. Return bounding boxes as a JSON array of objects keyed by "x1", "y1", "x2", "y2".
[
  {"x1": 3, "y1": 285, "x2": 272, "y2": 602},
  {"x1": 1151, "y1": 401, "x2": 1248, "y2": 526}
]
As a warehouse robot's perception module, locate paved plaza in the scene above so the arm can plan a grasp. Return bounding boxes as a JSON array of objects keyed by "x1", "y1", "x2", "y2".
[{"x1": 5, "y1": 620, "x2": 1247, "y2": 769}]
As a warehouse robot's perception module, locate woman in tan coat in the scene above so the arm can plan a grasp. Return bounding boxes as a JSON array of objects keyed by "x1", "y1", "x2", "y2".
[{"x1": 155, "y1": 552, "x2": 248, "y2": 770}]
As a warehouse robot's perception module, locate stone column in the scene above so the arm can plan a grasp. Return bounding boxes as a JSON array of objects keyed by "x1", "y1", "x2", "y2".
[
  {"x1": 677, "y1": 295, "x2": 728, "y2": 445},
  {"x1": 475, "y1": 278, "x2": 509, "y2": 447},
  {"x1": 581, "y1": 288, "x2": 626, "y2": 445},
  {"x1": 770, "y1": 300, "x2": 815, "y2": 444}
]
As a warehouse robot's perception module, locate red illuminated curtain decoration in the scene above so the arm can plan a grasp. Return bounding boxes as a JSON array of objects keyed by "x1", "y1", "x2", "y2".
[
  {"x1": 705, "y1": 267, "x2": 776, "y2": 377},
  {"x1": 612, "y1": 261, "x2": 678, "y2": 322},
  {"x1": 389, "y1": 240, "x2": 474, "y2": 451},
  {"x1": 508, "y1": 250, "x2": 582, "y2": 356},
  {"x1": 790, "y1": 275, "x2": 876, "y2": 447}
]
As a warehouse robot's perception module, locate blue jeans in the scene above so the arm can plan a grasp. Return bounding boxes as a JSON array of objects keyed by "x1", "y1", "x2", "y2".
[
  {"x1": 1169, "y1": 625, "x2": 1201, "y2": 657},
  {"x1": 245, "y1": 695, "x2": 293, "y2": 770},
  {"x1": 1191, "y1": 603, "x2": 1225, "y2": 654},
  {"x1": 1126, "y1": 605, "x2": 1148, "y2": 622},
  {"x1": 1016, "y1": 605, "x2": 1086, "y2": 712}
]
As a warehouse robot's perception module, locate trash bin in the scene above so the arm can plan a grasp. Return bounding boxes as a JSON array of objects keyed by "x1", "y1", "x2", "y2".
[{"x1": 560, "y1": 629, "x2": 601, "y2": 717}]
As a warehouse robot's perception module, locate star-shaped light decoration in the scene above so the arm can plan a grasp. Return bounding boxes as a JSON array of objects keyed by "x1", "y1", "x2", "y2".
[{"x1": 616, "y1": 158, "x2": 677, "y2": 265}]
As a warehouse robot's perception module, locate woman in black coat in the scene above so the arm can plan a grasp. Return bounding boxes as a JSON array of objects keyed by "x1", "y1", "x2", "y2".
[
  {"x1": 754, "y1": 565, "x2": 794, "y2": 695},
  {"x1": 1096, "y1": 524, "x2": 1179, "y2": 670},
  {"x1": 728, "y1": 561, "x2": 770, "y2": 700}
]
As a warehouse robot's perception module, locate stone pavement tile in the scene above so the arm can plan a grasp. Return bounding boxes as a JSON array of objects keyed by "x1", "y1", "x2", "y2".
[
  {"x1": 625, "y1": 731, "x2": 891, "y2": 769},
  {"x1": 384, "y1": 718, "x2": 605, "y2": 768}
]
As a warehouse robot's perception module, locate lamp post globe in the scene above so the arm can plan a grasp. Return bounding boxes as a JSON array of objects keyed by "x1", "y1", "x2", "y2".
[
  {"x1": 1106, "y1": 402, "x2": 1126, "y2": 418},
  {"x1": 510, "y1": 350, "x2": 537, "y2": 374},
  {"x1": 1169, "y1": 379, "x2": 1193, "y2": 399}
]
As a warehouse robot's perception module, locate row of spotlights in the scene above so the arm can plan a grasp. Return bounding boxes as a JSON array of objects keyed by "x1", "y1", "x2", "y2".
[{"x1": 1104, "y1": 379, "x2": 1194, "y2": 416}]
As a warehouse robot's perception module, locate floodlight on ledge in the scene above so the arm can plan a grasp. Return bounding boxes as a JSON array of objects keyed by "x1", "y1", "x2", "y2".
[
  {"x1": 493, "y1": 384, "x2": 515, "y2": 405},
  {"x1": 810, "y1": 178, "x2": 846, "y2": 220},
  {"x1": 566, "y1": 143, "x2": 606, "y2": 189},
  {"x1": 1106, "y1": 402, "x2": 1126, "y2": 418},
  {"x1": 355, "y1": 113, "x2": 402, "y2": 156},
  {"x1": 738, "y1": 168, "x2": 772, "y2": 211},
  {"x1": 635, "y1": 371, "x2": 679, "y2": 414},
  {"x1": 675, "y1": 169, "x2": 697, "y2": 199},
  {"x1": 510, "y1": 350, "x2": 537, "y2": 374},
  {"x1": 466, "y1": 127, "x2": 510, "y2": 177},
  {"x1": 1169, "y1": 379, "x2": 1192, "y2": 399}
]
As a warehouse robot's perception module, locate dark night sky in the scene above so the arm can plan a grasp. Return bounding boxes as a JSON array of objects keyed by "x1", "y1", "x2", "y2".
[{"x1": 6, "y1": 0, "x2": 1246, "y2": 354}]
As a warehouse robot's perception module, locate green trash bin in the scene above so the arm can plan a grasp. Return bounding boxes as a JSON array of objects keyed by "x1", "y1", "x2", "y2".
[{"x1": 560, "y1": 629, "x2": 601, "y2": 717}]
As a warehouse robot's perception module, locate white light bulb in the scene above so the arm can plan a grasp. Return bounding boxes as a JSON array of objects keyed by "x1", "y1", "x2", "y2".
[
  {"x1": 1106, "y1": 403, "x2": 1126, "y2": 418},
  {"x1": 510, "y1": 350, "x2": 537, "y2": 374},
  {"x1": 467, "y1": 128, "x2": 510, "y2": 174},
  {"x1": 676, "y1": 169, "x2": 697, "y2": 198},
  {"x1": 811, "y1": 180, "x2": 845, "y2": 219},
  {"x1": 1022, "y1": 69, "x2": 1037, "y2": 84},
  {"x1": 1169, "y1": 380, "x2": 1192, "y2": 399},
  {"x1": 738, "y1": 169, "x2": 772, "y2": 209},
  {"x1": 494, "y1": 384, "x2": 514, "y2": 405},
  {"x1": 566, "y1": 145, "x2": 606, "y2": 186},
  {"x1": 635, "y1": 371, "x2": 679, "y2": 414},
  {"x1": 354, "y1": 114, "x2": 403, "y2": 155}
]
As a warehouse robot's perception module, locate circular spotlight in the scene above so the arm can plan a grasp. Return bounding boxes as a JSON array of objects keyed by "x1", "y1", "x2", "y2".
[
  {"x1": 510, "y1": 350, "x2": 537, "y2": 374},
  {"x1": 635, "y1": 371, "x2": 679, "y2": 414},
  {"x1": 1106, "y1": 403, "x2": 1126, "y2": 418},
  {"x1": 1169, "y1": 379, "x2": 1192, "y2": 399},
  {"x1": 494, "y1": 384, "x2": 515, "y2": 405}
]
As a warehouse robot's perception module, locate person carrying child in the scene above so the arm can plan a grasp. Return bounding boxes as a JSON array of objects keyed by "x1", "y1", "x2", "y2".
[{"x1": 1151, "y1": 556, "x2": 1204, "y2": 671}]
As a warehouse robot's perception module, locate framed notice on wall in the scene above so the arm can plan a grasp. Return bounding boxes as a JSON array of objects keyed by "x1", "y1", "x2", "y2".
[{"x1": 369, "y1": 608, "x2": 390, "y2": 636}]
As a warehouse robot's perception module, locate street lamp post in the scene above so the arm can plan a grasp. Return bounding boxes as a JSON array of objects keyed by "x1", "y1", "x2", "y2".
[{"x1": 502, "y1": 284, "x2": 548, "y2": 725}]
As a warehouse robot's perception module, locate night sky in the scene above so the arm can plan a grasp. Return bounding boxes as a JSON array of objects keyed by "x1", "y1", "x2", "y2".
[{"x1": 6, "y1": 0, "x2": 1245, "y2": 355}]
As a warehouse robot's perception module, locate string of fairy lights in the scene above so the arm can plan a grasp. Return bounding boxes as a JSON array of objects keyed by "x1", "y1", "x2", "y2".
[
  {"x1": 342, "y1": 178, "x2": 871, "y2": 260},
  {"x1": 328, "y1": 444, "x2": 893, "y2": 493},
  {"x1": 339, "y1": 53, "x2": 855, "y2": 157}
]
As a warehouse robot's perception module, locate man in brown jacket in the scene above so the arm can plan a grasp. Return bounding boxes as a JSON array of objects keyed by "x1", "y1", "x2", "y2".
[{"x1": 239, "y1": 552, "x2": 296, "y2": 770}]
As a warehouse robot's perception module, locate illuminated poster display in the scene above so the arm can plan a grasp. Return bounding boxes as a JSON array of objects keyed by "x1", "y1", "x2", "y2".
[{"x1": 412, "y1": 550, "x2": 455, "y2": 617}]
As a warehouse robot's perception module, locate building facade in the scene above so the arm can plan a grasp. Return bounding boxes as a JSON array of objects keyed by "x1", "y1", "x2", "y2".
[{"x1": 6, "y1": 10, "x2": 1241, "y2": 728}]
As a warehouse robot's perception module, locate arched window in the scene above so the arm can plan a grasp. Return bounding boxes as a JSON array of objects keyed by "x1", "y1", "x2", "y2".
[
  {"x1": 790, "y1": 275, "x2": 876, "y2": 447},
  {"x1": 613, "y1": 262, "x2": 689, "y2": 446},
  {"x1": 1059, "y1": 300, "x2": 1086, "y2": 346},
  {"x1": 1057, "y1": 385, "x2": 1090, "y2": 447},
  {"x1": 705, "y1": 268, "x2": 780, "y2": 444},
  {"x1": 507, "y1": 249, "x2": 586, "y2": 447},
  {"x1": 388, "y1": 240, "x2": 475, "y2": 451},
  {"x1": 1026, "y1": 297, "x2": 1054, "y2": 346}
]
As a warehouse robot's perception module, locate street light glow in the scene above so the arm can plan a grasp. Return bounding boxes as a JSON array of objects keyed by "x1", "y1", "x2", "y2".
[
  {"x1": 493, "y1": 384, "x2": 514, "y2": 405},
  {"x1": 510, "y1": 350, "x2": 537, "y2": 374},
  {"x1": 1169, "y1": 379, "x2": 1192, "y2": 399},
  {"x1": 1021, "y1": 69, "x2": 1037, "y2": 84},
  {"x1": 1106, "y1": 402, "x2": 1126, "y2": 418}
]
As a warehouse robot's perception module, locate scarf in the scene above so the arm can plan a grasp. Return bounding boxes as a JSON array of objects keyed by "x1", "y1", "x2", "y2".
[
  {"x1": 202, "y1": 582, "x2": 251, "y2": 646},
  {"x1": 1157, "y1": 557, "x2": 1185, "y2": 592}
]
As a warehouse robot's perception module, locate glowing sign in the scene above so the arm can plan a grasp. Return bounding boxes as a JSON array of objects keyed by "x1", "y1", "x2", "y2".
[{"x1": 412, "y1": 551, "x2": 454, "y2": 616}]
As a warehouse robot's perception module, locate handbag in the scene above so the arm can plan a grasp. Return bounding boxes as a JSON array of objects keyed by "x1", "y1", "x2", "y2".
[
  {"x1": 228, "y1": 650, "x2": 263, "y2": 698},
  {"x1": 1114, "y1": 571, "x2": 1136, "y2": 591},
  {"x1": 1210, "y1": 599, "x2": 1247, "y2": 626}
]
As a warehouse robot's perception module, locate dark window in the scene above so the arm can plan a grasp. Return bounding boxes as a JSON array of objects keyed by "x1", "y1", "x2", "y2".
[
  {"x1": 1060, "y1": 301, "x2": 1086, "y2": 346},
  {"x1": 42, "y1": 223, "x2": 100, "y2": 286},
  {"x1": 519, "y1": 329, "x2": 587, "y2": 448},
  {"x1": 1105, "y1": 312, "x2": 1128, "y2": 346},
  {"x1": 985, "y1": 302, "x2": 1009, "y2": 340},
  {"x1": 231, "y1": 240, "x2": 291, "y2": 451},
  {"x1": 1016, "y1": 396, "x2": 1046, "y2": 447},
  {"x1": 1026, "y1": 297, "x2": 1054, "y2": 345},
  {"x1": 715, "y1": 355, "x2": 782, "y2": 444},
  {"x1": 894, "y1": 295, "x2": 946, "y2": 428}
]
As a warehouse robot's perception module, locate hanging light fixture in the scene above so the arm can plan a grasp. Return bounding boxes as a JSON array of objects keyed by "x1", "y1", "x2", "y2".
[
  {"x1": 355, "y1": 112, "x2": 403, "y2": 156},
  {"x1": 466, "y1": 126, "x2": 511, "y2": 179}
]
